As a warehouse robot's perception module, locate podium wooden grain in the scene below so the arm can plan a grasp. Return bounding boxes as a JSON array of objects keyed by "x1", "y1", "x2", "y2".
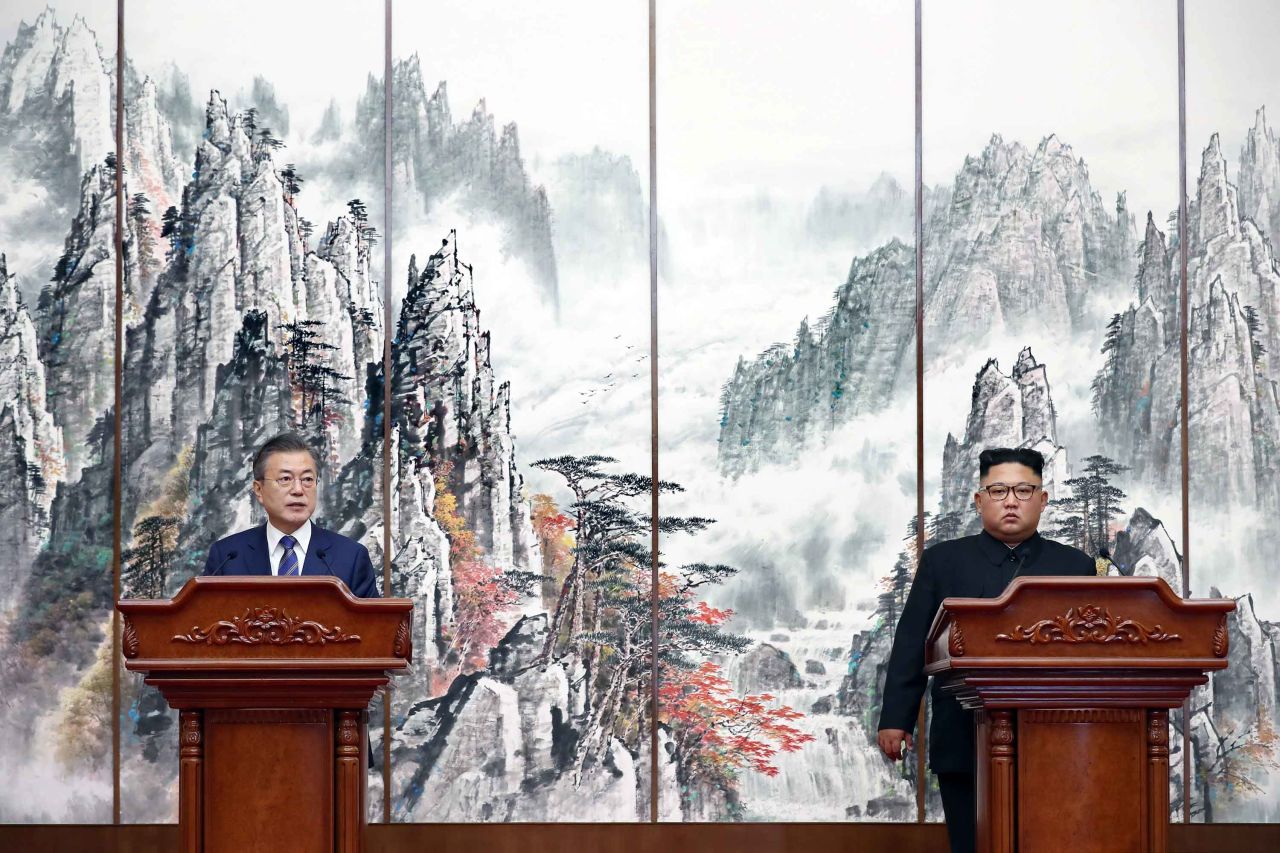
[{"x1": 119, "y1": 577, "x2": 412, "y2": 853}]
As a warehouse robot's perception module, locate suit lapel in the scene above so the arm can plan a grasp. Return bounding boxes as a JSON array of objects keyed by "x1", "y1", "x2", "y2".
[
  {"x1": 304, "y1": 524, "x2": 332, "y2": 576},
  {"x1": 243, "y1": 524, "x2": 271, "y2": 576}
]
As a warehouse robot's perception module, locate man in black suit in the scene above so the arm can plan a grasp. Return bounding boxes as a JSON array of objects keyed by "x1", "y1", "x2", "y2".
[
  {"x1": 202, "y1": 432, "x2": 380, "y2": 597},
  {"x1": 877, "y1": 447, "x2": 1093, "y2": 853}
]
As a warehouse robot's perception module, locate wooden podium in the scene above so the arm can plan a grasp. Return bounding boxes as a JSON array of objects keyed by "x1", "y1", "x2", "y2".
[
  {"x1": 118, "y1": 577, "x2": 412, "y2": 853},
  {"x1": 926, "y1": 576, "x2": 1235, "y2": 853}
]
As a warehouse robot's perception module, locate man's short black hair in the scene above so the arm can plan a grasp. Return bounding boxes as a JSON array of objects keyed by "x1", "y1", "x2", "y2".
[
  {"x1": 252, "y1": 433, "x2": 318, "y2": 480},
  {"x1": 978, "y1": 447, "x2": 1045, "y2": 479}
]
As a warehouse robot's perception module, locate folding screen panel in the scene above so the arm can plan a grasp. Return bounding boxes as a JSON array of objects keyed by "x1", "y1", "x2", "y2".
[
  {"x1": 386, "y1": 0, "x2": 652, "y2": 821},
  {"x1": 922, "y1": 0, "x2": 1183, "y2": 820},
  {"x1": 120, "y1": 0, "x2": 386, "y2": 822},
  {"x1": 0, "y1": 0, "x2": 118, "y2": 823},
  {"x1": 1185, "y1": 0, "x2": 1280, "y2": 823},
  {"x1": 657, "y1": 0, "x2": 918, "y2": 821}
]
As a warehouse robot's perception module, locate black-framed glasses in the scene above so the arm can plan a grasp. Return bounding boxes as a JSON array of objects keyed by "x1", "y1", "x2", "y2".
[
  {"x1": 980, "y1": 483, "x2": 1040, "y2": 501},
  {"x1": 261, "y1": 474, "x2": 318, "y2": 490}
]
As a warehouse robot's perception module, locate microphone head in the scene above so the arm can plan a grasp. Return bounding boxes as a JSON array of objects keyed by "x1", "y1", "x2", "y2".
[
  {"x1": 316, "y1": 549, "x2": 326, "y2": 559},
  {"x1": 227, "y1": 550, "x2": 238, "y2": 559}
]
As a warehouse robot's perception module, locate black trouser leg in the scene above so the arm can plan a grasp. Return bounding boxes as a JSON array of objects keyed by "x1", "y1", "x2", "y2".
[{"x1": 936, "y1": 771, "x2": 977, "y2": 853}]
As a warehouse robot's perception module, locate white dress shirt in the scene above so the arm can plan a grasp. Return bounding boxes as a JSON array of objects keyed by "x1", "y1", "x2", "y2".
[{"x1": 265, "y1": 519, "x2": 312, "y2": 576}]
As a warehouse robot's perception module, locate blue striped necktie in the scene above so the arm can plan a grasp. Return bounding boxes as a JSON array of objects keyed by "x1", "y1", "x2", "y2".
[{"x1": 279, "y1": 535, "x2": 300, "y2": 576}]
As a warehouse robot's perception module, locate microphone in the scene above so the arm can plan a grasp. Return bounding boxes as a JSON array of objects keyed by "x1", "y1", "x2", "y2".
[
  {"x1": 206, "y1": 550, "x2": 238, "y2": 577},
  {"x1": 314, "y1": 548, "x2": 335, "y2": 577}
]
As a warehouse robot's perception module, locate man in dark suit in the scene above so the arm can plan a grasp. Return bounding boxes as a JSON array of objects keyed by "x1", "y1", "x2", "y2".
[
  {"x1": 202, "y1": 432, "x2": 380, "y2": 598},
  {"x1": 877, "y1": 447, "x2": 1093, "y2": 853}
]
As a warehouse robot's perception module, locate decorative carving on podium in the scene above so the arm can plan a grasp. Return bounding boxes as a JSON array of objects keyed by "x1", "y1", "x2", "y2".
[
  {"x1": 335, "y1": 710, "x2": 363, "y2": 852},
  {"x1": 122, "y1": 617, "x2": 140, "y2": 659},
  {"x1": 1212, "y1": 615, "x2": 1229, "y2": 658},
  {"x1": 180, "y1": 711, "x2": 202, "y2": 755},
  {"x1": 988, "y1": 710, "x2": 1016, "y2": 852},
  {"x1": 179, "y1": 710, "x2": 203, "y2": 853},
  {"x1": 394, "y1": 613, "x2": 413, "y2": 660},
  {"x1": 172, "y1": 606, "x2": 361, "y2": 646},
  {"x1": 1147, "y1": 711, "x2": 1170, "y2": 756},
  {"x1": 990, "y1": 711, "x2": 1015, "y2": 752},
  {"x1": 949, "y1": 621, "x2": 966, "y2": 657},
  {"x1": 995, "y1": 604, "x2": 1180, "y2": 645},
  {"x1": 337, "y1": 710, "x2": 361, "y2": 755}
]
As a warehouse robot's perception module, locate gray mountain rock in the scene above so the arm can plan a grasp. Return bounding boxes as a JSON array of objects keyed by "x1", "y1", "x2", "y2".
[
  {"x1": 1109, "y1": 507, "x2": 1182, "y2": 591},
  {"x1": 312, "y1": 98, "x2": 343, "y2": 145},
  {"x1": 924, "y1": 134, "x2": 1134, "y2": 342},
  {"x1": 737, "y1": 643, "x2": 804, "y2": 694},
  {"x1": 718, "y1": 239, "x2": 915, "y2": 477},
  {"x1": 542, "y1": 148, "x2": 651, "y2": 276},
  {"x1": 120, "y1": 91, "x2": 383, "y2": 516},
  {"x1": 1189, "y1": 134, "x2": 1280, "y2": 382},
  {"x1": 393, "y1": 234, "x2": 538, "y2": 579},
  {"x1": 805, "y1": 173, "x2": 949, "y2": 249},
  {"x1": 939, "y1": 347, "x2": 1067, "y2": 519},
  {"x1": 365, "y1": 59, "x2": 557, "y2": 307},
  {"x1": 719, "y1": 134, "x2": 1134, "y2": 477},
  {"x1": 1239, "y1": 106, "x2": 1280, "y2": 253},
  {"x1": 124, "y1": 74, "x2": 184, "y2": 222},
  {"x1": 385, "y1": 618, "x2": 638, "y2": 822},
  {"x1": 1189, "y1": 588, "x2": 1280, "y2": 821},
  {"x1": 0, "y1": 255, "x2": 65, "y2": 600},
  {"x1": 0, "y1": 10, "x2": 112, "y2": 178},
  {"x1": 0, "y1": 11, "x2": 113, "y2": 304},
  {"x1": 1094, "y1": 133, "x2": 1280, "y2": 508},
  {"x1": 38, "y1": 162, "x2": 137, "y2": 483}
]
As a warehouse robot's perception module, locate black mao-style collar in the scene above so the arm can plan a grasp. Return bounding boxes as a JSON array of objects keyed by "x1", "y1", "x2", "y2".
[{"x1": 977, "y1": 528, "x2": 1044, "y2": 567}]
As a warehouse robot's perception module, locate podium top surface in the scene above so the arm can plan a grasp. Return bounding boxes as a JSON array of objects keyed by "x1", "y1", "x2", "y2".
[
  {"x1": 924, "y1": 576, "x2": 1236, "y2": 676},
  {"x1": 118, "y1": 576, "x2": 413, "y2": 674}
]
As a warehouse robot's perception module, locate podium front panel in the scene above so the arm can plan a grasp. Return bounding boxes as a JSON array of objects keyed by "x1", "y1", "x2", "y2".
[
  {"x1": 1017, "y1": 709, "x2": 1145, "y2": 852},
  {"x1": 204, "y1": 709, "x2": 335, "y2": 853}
]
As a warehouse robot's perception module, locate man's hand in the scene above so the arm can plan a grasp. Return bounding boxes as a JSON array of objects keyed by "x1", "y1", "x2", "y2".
[{"x1": 878, "y1": 728, "x2": 913, "y2": 762}]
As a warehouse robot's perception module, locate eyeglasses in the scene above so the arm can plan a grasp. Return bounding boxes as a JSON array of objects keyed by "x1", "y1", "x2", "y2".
[
  {"x1": 980, "y1": 483, "x2": 1040, "y2": 501},
  {"x1": 261, "y1": 474, "x2": 318, "y2": 490}
]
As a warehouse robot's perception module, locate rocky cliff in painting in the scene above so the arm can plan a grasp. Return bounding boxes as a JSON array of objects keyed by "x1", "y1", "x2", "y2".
[
  {"x1": 0, "y1": 9, "x2": 113, "y2": 184},
  {"x1": 388, "y1": 233, "x2": 540, "y2": 693},
  {"x1": 939, "y1": 347, "x2": 1066, "y2": 520},
  {"x1": 1093, "y1": 131, "x2": 1280, "y2": 508},
  {"x1": 0, "y1": 255, "x2": 64, "y2": 603},
  {"x1": 719, "y1": 134, "x2": 1135, "y2": 477},
  {"x1": 542, "y1": 147, "x2": 652, "y2": 276},
  {"x1": 1184, "y1": 589, "x2": 1280, "y2": 821},
  {"x1": 1239, "y1": 107, "x2": 1280, "y2": 253},
  {"x1": 717, "y1": 239, "x2": 916, "y2": 477},
  {"x1": 0, "y1": 11, "x2": 185, "y2": 308},
  {"x1": 363, "y1": 57, "x2": 558, "y2": 307}
]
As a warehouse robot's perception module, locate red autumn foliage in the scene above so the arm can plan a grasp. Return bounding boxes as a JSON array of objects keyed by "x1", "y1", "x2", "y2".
[
  {"x1": 690, "y1": 600, "x2": 734, "y2": 626},
  {"x1": 657, "y1": 573, "x2": 814, "y2": 780},
  {"x1": 531, "y1": 494, "x2": 576, "y2": 609},
  {"x1": 660, "y1": 660, "x2": 815, "y2": 779},
  {"x1": 429, "y1": 461, "x2": 519, "y2": 692}
]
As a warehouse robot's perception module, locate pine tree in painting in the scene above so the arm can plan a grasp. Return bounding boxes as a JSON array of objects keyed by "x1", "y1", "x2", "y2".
[{"x1": 532, "y1": 454, "x2": 814, "y2": 798}]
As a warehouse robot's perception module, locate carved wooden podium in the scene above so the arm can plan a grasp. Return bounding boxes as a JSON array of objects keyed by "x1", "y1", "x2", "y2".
[
  {"x1": 926, "y1": 576, "x2": 1234, "y2": 853},
  {"x1": 118, "y1": 577, "x2": 412, "y2": 853}
]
